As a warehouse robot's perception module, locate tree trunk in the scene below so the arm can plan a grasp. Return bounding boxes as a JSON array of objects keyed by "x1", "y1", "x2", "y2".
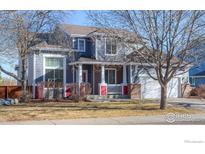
[
  {"x1": 20, "y1": 58, "x2": 29, "y2": 103},
  {"x1": 160, "y1": 84, "x2": 167, "y2": 110}
]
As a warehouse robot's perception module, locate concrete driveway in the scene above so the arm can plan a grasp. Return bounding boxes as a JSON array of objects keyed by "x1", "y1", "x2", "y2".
[{"x1": 168, "y1": 98, "x2": 205, "y2": 110}]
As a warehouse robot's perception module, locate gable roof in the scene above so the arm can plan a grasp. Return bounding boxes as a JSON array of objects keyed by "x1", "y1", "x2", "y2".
[
  {"x1": 58, "y1": 24, "x2": 139, "y2": 41},
  {"x1": 59, "y1": 24, "x2": 98, "y2": 36}
]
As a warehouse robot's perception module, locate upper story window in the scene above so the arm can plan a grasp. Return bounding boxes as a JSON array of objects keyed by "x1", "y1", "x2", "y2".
[
  {"x1": 106, "y1": 38, "x2": 117, "y2": 55},
  {"x1": 45, "y1": 57, "x2": 63, "y2": 68},
  {"x1": 45, "y1": 57, "x2": 64, "y2": 84},
  {"x1": 72, "y1": 38, "x2": 86, "y2": 52}
]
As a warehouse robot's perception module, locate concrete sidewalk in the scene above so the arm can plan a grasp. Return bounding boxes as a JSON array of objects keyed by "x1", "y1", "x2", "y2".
[{"x1": 1, "y1": 114, "x2": 205, "y2": 125}]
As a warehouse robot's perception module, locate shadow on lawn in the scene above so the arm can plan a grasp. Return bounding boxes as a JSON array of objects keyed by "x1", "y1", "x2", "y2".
[{"x1": 0, "y1": 103, "x2": 160, "y2": 112}]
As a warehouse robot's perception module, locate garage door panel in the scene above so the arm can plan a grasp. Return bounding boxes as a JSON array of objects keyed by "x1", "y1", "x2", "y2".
[
  {"x1": 141, "y1": 77, "x2": 161, "y2": 99},
  {"x1": 168, "y1": 78, "x2": 179, "y2": 98},
  {"x1": 140, "y1": 77, "x2": 179, "y2": 99}
]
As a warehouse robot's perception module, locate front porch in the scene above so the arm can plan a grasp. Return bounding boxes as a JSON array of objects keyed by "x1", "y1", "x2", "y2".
[
  {"x1": 33, "y1": 58, "x2": 141, "y2": 100},
  {"x1": 67, "y1": 59, "x2": 141, "y2": 99}
]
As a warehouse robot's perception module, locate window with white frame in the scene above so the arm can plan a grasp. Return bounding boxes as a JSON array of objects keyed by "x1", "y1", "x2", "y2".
[
  {"x1": 73, "y1": 38, "x2": 78, "y2": 50},
  {"x1": 106, "y1": 38, "x2": 117, "y2": 55},
  {"x1": 45, "y1": 57, "x2": 64, "y2": 84},
  {"x1": 72, "y1": 38, "x2": 86, "y2": 52},
  {"x1": 105, "y1": 69, "x2": 116, "y2": 84}
]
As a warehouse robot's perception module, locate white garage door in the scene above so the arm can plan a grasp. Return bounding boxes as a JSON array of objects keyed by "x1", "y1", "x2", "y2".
[{"x1": 140, "y1": 77, "x2": 180, "y2": 99}]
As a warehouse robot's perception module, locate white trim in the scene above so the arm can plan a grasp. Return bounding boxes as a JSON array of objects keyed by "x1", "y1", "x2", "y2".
[
  {"x1": 32, "y1": 53, "x2": 36, "y2": 98},
  {"x1": 78, "y1": 38, "x2": 86, "y2": 52},
  {"x1": 105, "y1": 68, "x2": 117, "y2": 84},
  {"x1": 78, "y1": 64, "x2": 83, "y2": 95},
  {"x1": 93, "y1": 65, "x2": 95, "y2": 94},
  {"x1": 43, "y1": 54, "x2": 65, "y2": 83},
  {"x1": 101, "y1": 65, "x2": 105, "y2": 83},
  {"x1": 69, "y1": 61, "x2": 153, "y2": 66},
  {"x1": 71, "y1": 34, "x2": 87, "y2": 37},
  {"x1": 78, "y1": 64, "x2": 83, "y2": 83},
  {"x1": 123, "y1": 65, "x2": 127, "y2": 84},
  {"x1": 129, "y1": 64, "x2": 133, "y2": 84},
  {"x1": 82, "y1": 70, "x2": 88, "y2": 83},
  {"x1": 63, "y1": 57, "x2": 66, "y2": 97},
  {"x1": 95, "y1": 39, "x2": 98, "y2": 59},
  {"x1": 104, "y1": 38, "x2": 118, "y2": 56}
]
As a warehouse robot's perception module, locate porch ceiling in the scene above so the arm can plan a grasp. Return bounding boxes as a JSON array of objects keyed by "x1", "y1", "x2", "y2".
[{"x1": 69, "y1": 57, "x2": 146, "y2": 66}]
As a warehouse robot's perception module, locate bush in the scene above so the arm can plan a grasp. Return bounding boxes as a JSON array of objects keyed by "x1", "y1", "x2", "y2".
[{"x1": 190, "y1": 84, "x2": 205, "y2": 98}]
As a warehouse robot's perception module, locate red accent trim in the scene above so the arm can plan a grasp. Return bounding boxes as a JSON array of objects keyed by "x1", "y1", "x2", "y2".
[
  {"x1": 66, "y1": 85, "x2": 71, "y2": 97},
  {"x1": 36, "y1": 85, "x2": 44, "y2": 99},
  {"x1": 123, "y1": 85, "x2": 128, "y2": 95},
  {"x1": 101, "y1": 85, "x2": 107, "y2": 96}
]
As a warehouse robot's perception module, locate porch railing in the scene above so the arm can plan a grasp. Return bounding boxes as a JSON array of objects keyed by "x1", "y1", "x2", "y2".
[{"x1": 107, "y1": 84, "x2": 122, "y2": 94}]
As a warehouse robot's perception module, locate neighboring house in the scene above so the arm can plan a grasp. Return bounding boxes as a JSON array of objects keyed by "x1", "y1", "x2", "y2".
[
  {"x1": 18, "y1": 24, "x2": 189, "y2": 99},
  {"x1": 189, "y1": 44, "x2": 205, "y2": 87},
  {"x1": 189, "y1": 63, "x2": 205, "y2": 87}
]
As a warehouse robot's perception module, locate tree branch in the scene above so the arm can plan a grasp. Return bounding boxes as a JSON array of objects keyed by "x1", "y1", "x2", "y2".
[{"x1": 0, "y1": 65, "x2": 22, "y2": 82}]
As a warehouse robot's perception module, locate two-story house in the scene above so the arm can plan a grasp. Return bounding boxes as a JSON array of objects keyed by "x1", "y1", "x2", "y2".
[{"x1": 21, "y1": 24, "x2": 188, "y2": 99}]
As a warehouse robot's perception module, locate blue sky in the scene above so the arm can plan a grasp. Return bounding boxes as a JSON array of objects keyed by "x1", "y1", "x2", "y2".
[
  {"x1": 1, "y1": 10, "x2": 88, "y2": 78},
  {"x1": 67, "y1": 11, "x2": 89, "y2": 25}
]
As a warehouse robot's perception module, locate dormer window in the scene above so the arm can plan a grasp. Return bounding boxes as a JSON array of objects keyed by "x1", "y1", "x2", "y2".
[
  {"x1": 72, "y1": 38, "x2": 86, "y2": 52},
  {"x1": 105, "y1": 38, "x2": 117, "y2": 55}
]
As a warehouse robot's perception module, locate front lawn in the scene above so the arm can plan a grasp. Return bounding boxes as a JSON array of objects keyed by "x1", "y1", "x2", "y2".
[{"x1": 0, "y1": 100, "x2": 203, "y2": 122}]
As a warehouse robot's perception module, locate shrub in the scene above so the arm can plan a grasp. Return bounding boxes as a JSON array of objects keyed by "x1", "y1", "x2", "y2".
[{"x1": 190, "y1": 84, "x2": 205, "y2": 98}]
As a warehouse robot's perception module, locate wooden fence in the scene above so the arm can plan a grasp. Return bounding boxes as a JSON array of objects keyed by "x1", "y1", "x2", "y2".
[{"x1": 0, "y1": 86, "x2": 32, "y2": 99}]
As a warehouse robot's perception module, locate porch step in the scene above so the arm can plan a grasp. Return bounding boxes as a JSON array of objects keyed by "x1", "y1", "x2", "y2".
[{"x1": 86, "y1": 95, "x2": 129, "y2": 100}]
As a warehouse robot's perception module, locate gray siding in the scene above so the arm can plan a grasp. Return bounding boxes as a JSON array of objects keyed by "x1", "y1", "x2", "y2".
[
  {"x1": 96, "y1": 38, "x2": 129, "y2": 62},
  {"x1": 72, "y1": 37, "x2": 95, "y2": 58},
  {"x1": 35, "y1": 52, "x2": 44, "y2": 83},
  {"x1": 34, "y1": 51, "x2": 74, "y2": 84}
]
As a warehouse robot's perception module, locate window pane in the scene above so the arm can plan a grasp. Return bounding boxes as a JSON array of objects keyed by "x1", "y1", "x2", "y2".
[
  {"x1": 45, "y1": 57, "x2": 63, "y2": 68},
  {"x1": 55, "y1": 69, "x2": 63, "y2": 83},
  {"x1": 112, "y1": 40, "x2": 117, "y2": 54},
  {"x1": 106, "y1": 39, "x2": 112, "y2": 54},
  {"x1": 73, "y1": 38, "x2": 78, "y2": 50},
  {"x1": 45, "y1": 69, "x2": 54, "y2": 81},
  {"x1": 105, "y1": 70, "x2": 109, "y2": 83},
  {"x1": 79, "y1": 39, "x2": 85, "y2": 51}
]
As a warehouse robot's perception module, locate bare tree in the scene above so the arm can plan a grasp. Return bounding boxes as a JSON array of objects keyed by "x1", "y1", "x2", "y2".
[
  {"x1": 0, "y1": 10, "x2": 67, "y2": 102},
  {"x1": 88, "y1": 10, "x2": 205, "y2": 109}
]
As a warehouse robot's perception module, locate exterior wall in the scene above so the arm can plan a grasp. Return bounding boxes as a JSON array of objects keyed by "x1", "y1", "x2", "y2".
[
  {"x1": 35, "y1": 52, "x2": 44, "y2": 83},
  {"x1": 72, "y1": 37, "x2": 95, "y2": 58},
  {"x1": 33, "y1": 51, "x2": 73, "y2": 84},
  {"x1": 66, "y1": 65, "x2": 73, "y2": 83},
  {"x1": 96, "y1": 37, "x2": 130, "y2": 61}
]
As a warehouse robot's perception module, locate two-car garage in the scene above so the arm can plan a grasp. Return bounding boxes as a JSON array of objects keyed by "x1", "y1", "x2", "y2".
[{"x1": 140, "y1": 77, "x2": 181, "y2": 99}]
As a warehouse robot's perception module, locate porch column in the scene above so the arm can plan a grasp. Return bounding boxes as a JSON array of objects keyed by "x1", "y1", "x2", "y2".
[
  {"x1": 63, "y1": 57, "x2": 67, "y2": 97},
  {"x1": 129, "y1": 64, "x2": 133, "y2": 84},
  {"x1": 99, "y1": 65, "x2": 107, "y2": 96},
  {"x1": 123, "y1": 65, "x2": 127, "y2": 84},
  {"x1": 78, "y1": 64, "x2": 82, "y2": 84},
  {"x1": 32, "y1": 53, "x2": 36, "y2": 99},
  {"x1": 101, "y1": 65, "x2": 105, "y2": 83},
  {"x1": 72, "y1": 65, "x2": 75, "y2": 83},
  {"x1": 122, "y1": 64, "x2": 128, "y2": 95}
]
